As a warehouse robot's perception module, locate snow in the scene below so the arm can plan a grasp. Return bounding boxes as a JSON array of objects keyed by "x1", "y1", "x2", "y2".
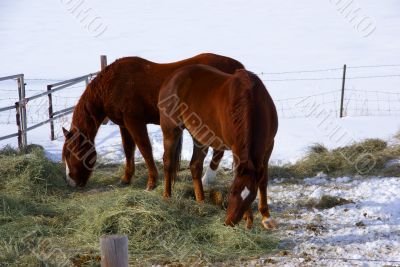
[
  {"x1": 266, "y1": 176, "x2": 400, "y2": 266},
  {"x1": 309, "y1": 188, "x2": 325, "y2": 199},
  {"x1": 1, "y1": 0, "x2": 400, "y2": 265}
]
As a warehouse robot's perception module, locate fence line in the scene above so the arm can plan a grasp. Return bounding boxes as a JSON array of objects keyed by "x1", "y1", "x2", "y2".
[
  {"x1": 0, "y1": 61, "x2": 400, "y2": 147},
  {"x1": 258, "y1": 63, "x2": 400, "y2": 75},
  {"x1": 274, "y1": 89, "x2": 400, "y2": 119},
  {"x1": 0, "y1": 71, "x2": 97, "y2": 147},
  {"x1": 263, "y1": 74, "x2": 400, "y2": 82}
]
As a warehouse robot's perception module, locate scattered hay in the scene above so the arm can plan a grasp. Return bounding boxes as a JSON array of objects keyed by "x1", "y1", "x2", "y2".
[
  {"x1": 0, "y1": 146, "x2": 277, "y2": 266},
  {"x1": 270, "y1": 138, "x2": 400, "y2": 179},
  {"x1": 305, "y1": 223, "x2": 325, "y2": 235},
  {"x1": 307, "y1": 143, "x2": 328, "y2": 154},
  {"x1": 355, "y1": 221, "x2": 366, "y2": 227},
  {"x1": 301, "y1": 195, "x2": 354, "y2": 210}
]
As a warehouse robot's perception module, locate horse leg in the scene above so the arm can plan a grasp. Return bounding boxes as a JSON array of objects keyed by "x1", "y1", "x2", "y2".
[
  {"x1": 119, "y1": 126, "x2": 136, "y2": 185},
  {"x1": 125, "y1": 122, "x2": 158, "y2": 190},
  {"x1": 242, "y1": 207, "x2": 254, "y2": 229},
  {"x1": 202, "y1": 149, "x2": 224, "y2": 187},
  {"x1": 162, "y1": 129, "x2": 183, "y2": 198},
  {"x1": 259, "y1": 142, "x2": 277, "y2": 229},
  {"x1": 190, "y1": 139, "x2": 208, "y2": 202}
]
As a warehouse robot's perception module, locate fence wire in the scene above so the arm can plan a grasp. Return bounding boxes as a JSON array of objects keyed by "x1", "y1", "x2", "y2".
[
  {"x1": 274, "y1": 89, "x2": 400, "y2": 118},
  {"x1": 0, "y1": 65, "x2": 399, "y2": 131},
  {"x1": 0, "y1": 88, "x2": 399, "y2": 124}
]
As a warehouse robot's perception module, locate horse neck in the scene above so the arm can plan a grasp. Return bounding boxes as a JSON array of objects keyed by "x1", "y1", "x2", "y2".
[{"x1": 71, "y1": 95, "x2": 104, "y2": 142}]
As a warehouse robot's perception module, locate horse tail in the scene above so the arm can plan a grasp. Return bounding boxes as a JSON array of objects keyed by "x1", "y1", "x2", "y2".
[{"x1": 172, "y1": 134, "x2": 183, "y2": 184}]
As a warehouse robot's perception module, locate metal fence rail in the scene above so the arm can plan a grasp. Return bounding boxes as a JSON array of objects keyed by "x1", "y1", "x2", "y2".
[
  {"x1": 46, "y1": 72, "x2": 97, "y2": 140},
  {"x1": 0, "y1": 74, "x2": 26, "y2": 147},
  {"x1": 0, "y1": 72, "x2": 97, "y2": 148}
]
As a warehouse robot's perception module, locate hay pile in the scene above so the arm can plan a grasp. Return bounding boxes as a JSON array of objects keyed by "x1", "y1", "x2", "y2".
[
  {"x1": 270, "y1": 138, "x2": 400, "y2": 179},
  {"x1": 0, "y1": 146, "x2": 276, "y2": 266}
]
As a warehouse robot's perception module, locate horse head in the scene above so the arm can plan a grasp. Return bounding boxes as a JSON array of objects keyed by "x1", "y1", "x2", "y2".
[
  {"x1": 225, "y1": 162, "x2": 262, "y2": 226},
  {"x1": 62, "y1": 126, "x2": 97, "y2": 188}
]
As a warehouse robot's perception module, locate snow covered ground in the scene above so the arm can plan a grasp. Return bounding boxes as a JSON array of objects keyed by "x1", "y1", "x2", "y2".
[
  {"x1": 259, "y1": 176, "x2": 400, "y2": 266},
  {"x1": 1, "y1": 0, "x2": 400, "y2": 265}
]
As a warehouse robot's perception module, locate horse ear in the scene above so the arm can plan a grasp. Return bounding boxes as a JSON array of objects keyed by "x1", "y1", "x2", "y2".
[{"x1": 62, "y1": 127, "x2": 70, "y2": 138}]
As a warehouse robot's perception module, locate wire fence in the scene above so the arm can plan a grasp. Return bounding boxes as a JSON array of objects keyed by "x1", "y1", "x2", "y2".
[
  {"x1": 259, "y1": 63, "x2": 400, "y2": 118},
  {"x1": 1, "y1": 84, "x2": 399, "y2": 123},
  {"x1": 0, "y1": 72, "x2": 96, "y2": 147},
  {"x1": 274, "y1": 88, "x2": 400, "y2": 119},
  {"x1": 0, "y1": 62, "x2": 399, "y2": 145}
]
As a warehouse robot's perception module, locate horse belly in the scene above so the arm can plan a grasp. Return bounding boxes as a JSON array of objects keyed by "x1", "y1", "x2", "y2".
[{"x1": 185, "y1": 119, "x2": 230, "y2": 150}]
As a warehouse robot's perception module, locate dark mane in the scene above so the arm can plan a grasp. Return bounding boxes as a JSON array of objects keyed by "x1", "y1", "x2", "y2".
[
  {"x1": 67, "y1": 68, "x2": 110, "y2": 143},
  {"x1": 231, "y1": 69, "x2": 255, "y2": 171}
]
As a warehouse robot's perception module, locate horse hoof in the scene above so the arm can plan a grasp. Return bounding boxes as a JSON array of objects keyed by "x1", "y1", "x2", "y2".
[
  {"x1": 261, "y1": 217, "x2": 277, "y2": 229},
  {"x1": 245, "y1": 219, "x2": 253, "y2": 229},
  {"x1": 117, "y1": 180, "x2": 130, "y2": 187}
]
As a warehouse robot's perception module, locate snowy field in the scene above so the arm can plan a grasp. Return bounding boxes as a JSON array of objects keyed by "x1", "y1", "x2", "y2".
[
  {"x1": 257, "y1": 176, "x2": 400, "y2": 266},
  {"x1": 1, "y1": 0, "x2": 400, "y2": 265}
]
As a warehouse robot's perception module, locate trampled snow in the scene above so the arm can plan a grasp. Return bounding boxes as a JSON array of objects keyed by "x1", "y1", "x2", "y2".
[{"x1": 265, "y1": 176, "x2": 400, "y2": 266}]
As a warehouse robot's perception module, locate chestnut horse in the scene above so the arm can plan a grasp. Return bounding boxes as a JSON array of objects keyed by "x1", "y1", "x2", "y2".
[
  {"x1": 158, "y1": 65, "x2": 278, "y2": 228},
  {"x1": 62, "y1": 53, "x2": 243, "y2": 189}
]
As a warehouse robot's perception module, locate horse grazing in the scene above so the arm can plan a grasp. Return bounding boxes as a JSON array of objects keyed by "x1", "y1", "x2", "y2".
[
  {"x1": 62, "y1": 53, "x2": 243, "y2": 189},
  {"x1": 158, "y1": 65, "x2": 278, "y2": 229}
]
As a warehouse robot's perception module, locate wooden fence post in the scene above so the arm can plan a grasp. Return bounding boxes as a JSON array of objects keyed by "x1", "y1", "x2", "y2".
[
  {"x1": 17, "y1": 75, "x2": 27, "y2": 147},
  {"x1": 15, "y1": 102, "x2": 22, "y2": 149},
  {"x1": 100, "y1": 235, "x2": 129, "y2": 267},
  {"x1": 47, "y1": 85, "x2": 55, "y2": 140},
  {"x1": 101, "y1": 55, "x2": 107, "y2": 70},
  {"x1": 340, "y1": 64, "x2": 347, "y2": 118},
  {"x1": 100, "y1": 55, "x2": 110, "y2": 125}
]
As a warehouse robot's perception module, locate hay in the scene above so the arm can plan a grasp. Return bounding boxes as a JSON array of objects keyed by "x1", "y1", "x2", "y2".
[
  {"x1": 0, "y1": 147, "x2": 276, "y2": 266},
  {"x1": 269, "y1": 138, "x2": 400, "y2": 179},
  {"x1": 301, "y1": 195, "x2": 354, "y2": 210}
]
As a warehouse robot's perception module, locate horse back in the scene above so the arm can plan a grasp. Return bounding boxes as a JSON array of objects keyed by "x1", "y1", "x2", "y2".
[
  {"x1": 159, "y1": 65, "x2": 277, "y2": 157},
  {"x1": 90, "y1": 54, "x2": 244, "y2": 125}
]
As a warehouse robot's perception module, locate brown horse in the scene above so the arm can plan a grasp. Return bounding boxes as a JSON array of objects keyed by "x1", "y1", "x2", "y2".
[
  {"x1": 62, "y1": 53, "x2": 243, "y2": 189},
  {"x1": 158, "y1": 64, "x2": 278, "y2": 228}
]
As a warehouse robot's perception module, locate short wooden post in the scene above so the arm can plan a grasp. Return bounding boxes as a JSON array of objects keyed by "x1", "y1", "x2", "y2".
[
  {"x1": 100, "y1": 235, "x2": 128, "y2": 267},
  {"x1": 339, "y1": 64, "x2": 347, "y2": 118},
  {"x1": 100, "y1": 55, "x2": 110, "y2": 125},
  {"x1": 47, "y1": 85, "x2": 55, "y2": 140}
]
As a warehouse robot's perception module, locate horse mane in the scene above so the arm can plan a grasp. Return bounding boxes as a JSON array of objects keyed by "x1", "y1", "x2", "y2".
[
  {"x1": 231, "y1": 69, "x2": 256, "y2": 172},
  {"x1": 68, "y1": 62, "x2": 116, "y2": 142}
]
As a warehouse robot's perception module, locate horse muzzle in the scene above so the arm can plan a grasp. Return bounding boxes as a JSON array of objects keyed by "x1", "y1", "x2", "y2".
[
  {"x1": 65, "y1": 174, "x2": 77, "y2": 187},
  {"x1": 224, "y1": 215, "x2": 241, "y2": 227},
  {"x1": 65, "y1": 164, "x2": 77, "y2": 187}
]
